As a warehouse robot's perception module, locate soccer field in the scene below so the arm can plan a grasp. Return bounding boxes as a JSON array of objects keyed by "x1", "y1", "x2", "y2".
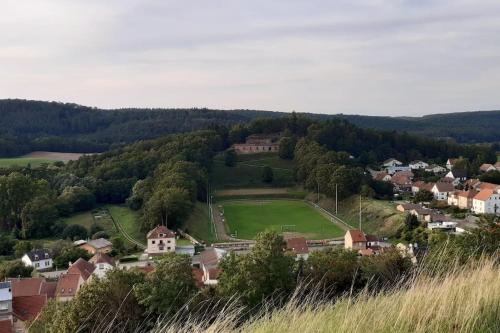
[{"x1": 222, "y1": 200, "x2": 344, "y2": 240}]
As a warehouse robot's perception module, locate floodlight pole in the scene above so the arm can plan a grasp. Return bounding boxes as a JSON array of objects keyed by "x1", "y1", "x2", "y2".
[{"x1": 335, "y1": 183, "x2": 338, "y2": 215}]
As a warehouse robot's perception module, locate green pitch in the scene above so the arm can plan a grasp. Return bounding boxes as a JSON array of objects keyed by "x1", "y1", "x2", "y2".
[{"x1": 222, "y1": 200, "x2": 344, "y2": 240}]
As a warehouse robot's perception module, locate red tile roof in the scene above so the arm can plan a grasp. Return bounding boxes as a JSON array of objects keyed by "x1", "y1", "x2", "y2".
[
  {"x1": 192, "y1": 267, "x2": 204, "y2": 288},
  {"x1": 40, "y1": 281, "x2": 57, "y2": 299},
  {"x1": 473, "y1": 189, "x2": 496, "y2": 201},
  {"x1": 285, "y1": 237, "x2": 309, "y2": 255},
  {"x1": 347, "y1": 229, "x2": 367, "y2": 243},
  {"x1": 7, "y1": 278, "x2": 43, "y2": 297},
  {"x1": 13, "y1": 294, "x2": 47, "y2": 322},
  {"x1": 67, "y1": 258, "x2": 95, "y2": 281},
  {"x1": 147, "y1": 225, "x2": 176, "y2": 239},
  {"x1": 55, "y1": 274, "x2": 81, "y2": 297},
  {"x1": 457, "y1": 190, "x2": 476, "y2": 199},
  {"x1": 0, "y1": 319, "x2": 12, "y2": 333},
  {"x1": 200, "y1": 248, "x2": 220, "y2": 267}
]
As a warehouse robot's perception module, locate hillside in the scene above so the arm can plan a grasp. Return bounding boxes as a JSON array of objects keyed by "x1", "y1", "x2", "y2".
[{"x1": 1, "y1": 99, "x2": 499, "y2": 156}]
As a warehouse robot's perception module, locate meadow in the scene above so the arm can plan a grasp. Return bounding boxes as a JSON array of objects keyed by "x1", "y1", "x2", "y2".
[
  {"x1": 0, "y1": 151, "x2": 86, "y2": 168},
  {"x1": 222, "y1": 200, "x2": 344, "y2": 240}
]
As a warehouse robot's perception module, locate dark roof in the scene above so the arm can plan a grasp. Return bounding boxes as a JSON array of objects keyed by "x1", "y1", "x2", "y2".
[
  {"x1": 434, "y1": 181, "x2": 455, "y2": 192},
  {"x1": 365, "y1": 234, "x2": 379, "y2": 242},
  {"x1": 85, "y1": 238, "x2": 112, "y2": 249},
  {"x1": 147, "y1": 225, "x2": 176, "y2": 239},
  {"x1": 25, "y1": 249, "x2": 52, "y2": 261},
  {"x1": 449, "y1": 169, "x2": 467, "y2": 178}
]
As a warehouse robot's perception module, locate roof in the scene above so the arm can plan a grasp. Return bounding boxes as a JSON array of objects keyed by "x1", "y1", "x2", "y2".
[
  {"x1": 207, "y1": 268, "x2": 221, "y2": 280},
  {"x1": 477, "y1": 182, "x2": 500, "y2": 191},
  {"x1": 40, "y1": 281, "x2": 57, "y2": 299},
  {"x1": 495, "y1": 162, "x2": 500, "y2": 168},
  {"x1": 346, "y1": 229, "x2": 367, "y2": 243},
  {"x1": 391, "y1": 172, "x2": 413, "y2": 186},
  {"x1": 434, "y1": 181, "x2": 455, "y2": 192},
  {"x1": 449, "y1": 169, "x2": 467, "y2": 178},
  {"x1": 285, "y1": 237, "x2": 309, "y2": 255},
  {"x1": 200, "y1": 248, "x2": 220, "y2": 268},
  {"x1": 480, "y1": 163, "x2": 494, "y2": 171},
  {"x1": 383, "y1": 158, "x2": 401, "y2": 164},
  {"x1": 358, "y1": 248, "x2": 375, "y2": 256},
  {"x1": 67, "y1": 258, "x2": 95, "y2": 281},
  {"x1": 473, "y1": 189, "x2": 496, "y2": 201},
  {"x1": 24, "y1": 249, "x2": 52, "y2": 261},
  {"x1": 146, "y1": 225, "x2": 176, "y2": 239},
  {"x1": 192, "y1": 267, "x2": 204, "y2": 288},
  {"x1": 398, "y1": 203, "x2": 421, "y2": 211},
  {"x1": 55, "y1": 274, "x2": 81, "y2": 297},
  {"x1": 89, "y1": 252, "x2": 115, "y2": 267},
  {"x1": 447, "y1": 158, "x2": 459, "y2": 164},
  {"x1": 412, "y1": 181, "x2": 434, "y2": 191},
  {"x1": 365, "y1": 234, "x2": 379, "y2": 242},
  {"x1": 13, "y1": 294, "x2": 47, "y2": 322},
  {"x1": 457, "y1": 190, "x2": 476, "y2": 199},
  {"x1": 85, "y1": 238, "x2": 112, "y2": 249},
  {"x1": 0, "y1": 320, "x2": 12, "y2": 333},
  {"x1": 7, "y1": 278, "x2": 44, "y2": 297},
  {"x1": 374, "y1": 171, "x2": 390, "y2": 181},
  {"x1": 0, "y1": 281, "x2": 11, "y2": 302}
]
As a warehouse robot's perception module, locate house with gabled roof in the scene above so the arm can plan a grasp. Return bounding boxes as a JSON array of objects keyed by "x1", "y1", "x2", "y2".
[
  {"x1": 89, "y1": 252, "x2": 115, "y2": 278},
  {"x1": 146, "y1": 225, "x2": 176, "y2": 256},
  {"x1": 446, "y1": 158, "x2": 459, "y2": 170},
  {"x1": 373, "y1": 171, "x2": 391, "y2": 182},
  {"x1": 425, "y1": 164, "x2": 447, "y2": 174},
  {"x1": 472, "y1": 189, "x2": 500, "y2": 215},
  {"x1": 445, "y1": 169, "x2": 467, "y2": 184},
  {"x1": 285, "y1": 237, "x2": 309, "y2": 260},
  {"x1": 409, "y1": 160, "x2": 429, "y2": 170},
  {"x1": 21, "y1": 249, "x2": 52, "y2": 271},
  {"x1": 344, "y1": 230, "x2": 367, "y2": 250},
  {"x1": 479, "y1": 163, "x2": 496, "y2": 173},
  {"x1": 431, "y1": 181, "x2": 455, "y2": 201},
  {"x1": 55, "y1": 274, "x2": 83, "y2": 302},
  {"x1": 383, "y1": 158, "x2": 402, "y2": 167},
  {"x1": 411, "y1": 181, "x2": 434, "y2": 195},
  {"x1": 78, "y1": 238, "x2": 113, "y2": 255},
  {"x1": 199, "y1": 247, "x2": 227, "y2": 285}
]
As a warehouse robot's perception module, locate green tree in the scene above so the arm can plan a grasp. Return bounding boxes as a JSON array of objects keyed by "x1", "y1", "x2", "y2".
[
  {"x1": 404, "y1": 214, "x2": 420, "y2": 231},
  {"x1": 414, "y1": 189, "x2": 434, "y2": 203},
  {"x1": 224, "y1": 149, "x2": 237, "y2": 167},
  {"x1": 0, "y1": 260, "x2": 33, "y2": 280},
  {"x1": 14, "y1": 240, "x2": 33, "y2": 258},
  {"x1": 135, "y1": 253, "x2": 197, "y2": 316},
  {"x1": 53, "y1": 247, "x2": 90, "y2": 269},
  {"x1": 20, "y1": 196, "x2": 58, "y2": 238},
  {"x1": 278, "y1": 137, "x2": 295, "y2": 160},
  {"x1": 0, "y1": 235, "x2": 16, "y2": 256},
  {"x1": 111, "y1": 236, "x2": 126, "y2": 255},
  {"x1": 217, "y1": 231, "x2": 295, "y2": 307},
  {"x1": 262, "y1": 166, "x2": 274, "y2": 183},
  {"x1": 61, "y1": 224, "x2": 88, "y2": 241},
  {"x1": 143, "y1": 187, "x2": 193, "y2": 230},
  {"x1": 360, "y1": 248, "x2": 412, "y2": 289}
]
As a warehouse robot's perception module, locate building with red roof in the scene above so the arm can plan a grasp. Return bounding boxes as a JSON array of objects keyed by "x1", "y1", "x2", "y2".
[{"x1": 146, "y1": 225, "x2": 176, "y2": 256}]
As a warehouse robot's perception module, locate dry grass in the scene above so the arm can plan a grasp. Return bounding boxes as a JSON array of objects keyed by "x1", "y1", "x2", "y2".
[{"x1": 153, "y1": 257, "x2": 500, "y2": 333}]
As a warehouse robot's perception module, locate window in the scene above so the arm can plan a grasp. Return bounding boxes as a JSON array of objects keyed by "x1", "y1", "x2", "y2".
[
  {"x1": 0, "y1": 303, "x2": 8, "y2": 311},
  {"x1": 35, "y1": 262, "x2": 40, "y2": 268},
  {"x1": 159, "y1": 240, "x2": 164, "y2": 244},
  {"x1": 99, "y1": 264, "x2": 104, "y2": 269},
  {"x1": 167, "y1": 240, "x2": 171, "y2": 243},
  {"x1": 152, "y1": 240, "x2": 155, "y2": 244},
  {"x1": 61, "y1": 288, "x2": 65, "y2": 293},
  {"x1": 45, "y1": 261, "x2": 50, "y2": 266},
  {"x1": 167, "y1": 247, "x2": 171, "y2": 250}
]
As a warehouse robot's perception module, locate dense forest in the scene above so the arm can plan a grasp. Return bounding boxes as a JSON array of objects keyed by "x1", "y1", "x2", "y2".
[{"x1": 1, "y1": 99, "x2": 499, "y2": 157}]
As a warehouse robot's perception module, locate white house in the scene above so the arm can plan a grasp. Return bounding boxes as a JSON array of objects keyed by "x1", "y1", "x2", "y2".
[
  {"x1": 431, "y1": 182, "x2": 455, "y2": 201},
  {"x1": 409, "y1": 160, "x2": 429, "y2": 170},
  {"x1": 472, "y1": 189, "x2": 500, "y2": 215},
  {"x1": 89, "y1": 252, "x2": 115, "y2": 278},
  {"x1": 22, "y1": 249, "x2": 53, "y2": 271},
  {"x1": 146, "y1": 225, "x2": 176, "y2": 256},
  {"x1": 386, "y1": 165, "x2": 411, "y2": 175},
  {"x1": 425, "y1": 164, "x2": 447, "y2": 174},
  {"x1": 383, "y1": 158, "x2": 403, "y2": 167},
  {"x1": 445, "y1": 170, "x2": 467, "y2": 184}
]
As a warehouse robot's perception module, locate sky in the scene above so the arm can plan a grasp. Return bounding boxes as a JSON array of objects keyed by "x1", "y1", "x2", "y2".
[{"x1": 1, "y1": 0, "x2": 500, "y2": 116}]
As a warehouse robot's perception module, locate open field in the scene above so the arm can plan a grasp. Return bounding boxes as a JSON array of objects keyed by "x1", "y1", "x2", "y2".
[
  {"x1": 106, "y1": 205, "x2": 145, "y2": 243},
  {"x1": 0, "y1": 151, "x2": 87, "y2": 168},
  {"x1": 221, "y1": 200, "x2": 344, "y2": 240},
  {"x1": 183, "y1": 202, "x2": 217, "y2": 244},
  {"x1": 212, "y1": 153, "x2": 296, "y2": 189},
  {"x1": 313, "y1": 194, "x2": 404, "y2": 237},
  {"x1": 63, "y1": 209, "x2": 117, "y2": 236}
]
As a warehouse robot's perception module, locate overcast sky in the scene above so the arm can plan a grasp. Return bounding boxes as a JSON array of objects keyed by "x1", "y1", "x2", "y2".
[{"x1": 1, "y1": 0, "x2": 500, "y2": 116}]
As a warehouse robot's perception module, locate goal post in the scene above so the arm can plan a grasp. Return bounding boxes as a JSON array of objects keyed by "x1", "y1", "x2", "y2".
[{"x1": 281, "y1": 225, "x2": 296, "y2": 232}]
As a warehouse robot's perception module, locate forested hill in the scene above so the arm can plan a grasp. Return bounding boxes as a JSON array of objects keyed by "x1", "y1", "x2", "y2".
[{"x1": 0, "y1": 99, "x2": 499, "y2": 156}]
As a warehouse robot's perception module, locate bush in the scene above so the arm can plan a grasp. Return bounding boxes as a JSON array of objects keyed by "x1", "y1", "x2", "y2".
[
  {"x1": 262, "y1": 166, "x2": 274, "y2": 183},
  {"x1": 0, "y1": 260, "x2": 33, "y2": 280},
  {"x1": 92, "y1": 231, "x2": 110, "y2": 239},
  {"x1": 224, "y1": 149, "x2": 237, "y2": 167},
  {"x1": 62, "y1": 224, "x2": 88, "y2": 241},
  {"x1": 53, "y1": 247, "x2": 91, "y2": 269}
]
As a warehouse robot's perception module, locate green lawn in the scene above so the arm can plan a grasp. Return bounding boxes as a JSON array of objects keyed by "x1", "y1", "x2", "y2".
[
  {"x1": 0, "y1": 157, "x2": 54, "y2": 168},
  {"x1": 212, "y1": 153, "x2": 296, "y2": 189},
  {"x1": 63, "y1": 209, "x2": 117, "y2": 237},
  {"x1": 183, "y1": 202, "x2": 216, "y2": 244},
  {"x1": 106, "y1": 205, "x2": 145, "y2": 243},
  {"x1": 222, "y1": 200, "x2": 344, "y2": 240}
]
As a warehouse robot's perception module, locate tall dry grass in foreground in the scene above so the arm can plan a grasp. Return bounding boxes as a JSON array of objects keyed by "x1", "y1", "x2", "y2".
[{"x1": 156, "y1": 258, "x2": 500, "y2": 333}]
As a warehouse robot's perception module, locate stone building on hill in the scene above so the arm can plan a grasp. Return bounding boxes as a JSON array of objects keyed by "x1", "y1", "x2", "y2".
[{"x1": 232, "y1": 134, "x2": 279, "y2": 154}]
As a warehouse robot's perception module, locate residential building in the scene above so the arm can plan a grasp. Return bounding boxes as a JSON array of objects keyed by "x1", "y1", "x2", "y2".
[
  {"x1": 431, "y1": 181, "x2": 455, "y2": 201},
  {"x1": 409, "y1": 160, "x2": 429, "y2": 170},
  {"x1": 386, "y1": 165, "x2": 411, "y2": 175},
  {"x1": 373, "y1": 171, "x2": 391, "y2": 182},
  {"x1": 396, "y1": 203, "x2": 421, "y2": 213},
  {"x1": 411, "y1": 181, "x2": 434, "y2": 195},
  {"x1": 232, "y1": 135, "x2": 279, "y2": 154},
  {"x1": 457, "y1": 190, "x2": 476, "y2": 210},
  {"x1": 89, "y1": 252, "x2": 115, "y2": 278},
  {"x1": 344, "y1": 230, "x2": 367, "y2": 250},
  {"x1": 447, "y1": 191, "x2": 459, "y2": 206},
  {"x1": 425, "y1": 164, "x2": 447, "y2": 174},
  {"x1": 479, "y1": 163, "x2": 496, "y2": 173},
  {"x1": 390, "y1": 171, "x2": 414, "y2": 192},
  {"x1": 55, "y1": 274, "x2": 83, "y2": 302},
  {"x1": 199, "y1": 247, "x2": 226, "y2": 285},
  {"x1": 445, "y1": 170, "x2": 467, "y2": 184},
  {"x1": 472, "y1": 189, "x2": 500, "y2": 215},
  {"x1": 146, "y1": 225, "x2": 176, "y2": 256},
  {"x1": 410, "y1": 207, "x2": 433, "y2": 221},
  {"x1": 383, "y1": 158, "x2": 403, "y2": 167},
  {"x1": 285, "y1": 237, "x2": 309, "y2": 260},
  {"x1": 0, "y1": 282, "x2": 12, "y2": 321},
  {"x1": 78, "y1": 238, "x2": 113, "y2": 255},
  {"x1": 21, "y1": 249, "x2": 53, "y2": 271}
]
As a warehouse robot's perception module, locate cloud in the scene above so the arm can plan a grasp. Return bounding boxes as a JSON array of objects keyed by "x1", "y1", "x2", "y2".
[{"x1": 1, "y1": 0, "x2": 500, "y2": 115}]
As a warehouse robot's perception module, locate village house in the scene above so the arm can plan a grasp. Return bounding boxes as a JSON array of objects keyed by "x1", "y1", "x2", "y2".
[
  {"x1": 78, "y1": 238, "x2": 113, "y2": 255},
  {"x1": 232, "y1": 134, "x2": 279, "y2": 154},
  {"x1": 396, "y1": 203, "x2": 421, "y2": 213},
  {"x1": 410, "y1": 207, "x2": 433, "y2": 221},
  {"x1": 425, "y1": 164, "x2": 447, "y2": 174},
  {"x1": 146, "y1": 225, "x2": 176, "y2": 256},
  {"x1": 198, "y1": 247, "x2": 227, "y2": 285},
  {"x1": 409, "y1": 160, "x2": 429, "y2": 170},
  {"x1": 383, "y1": 158, "x2": 402, "y2": 167},
  {"x1": 390, "y1": 171, "x2": 414, "y2": 192},
  {"x1": 373, "y1": 171, "x2": 392, "y2": 182},
  {"x1": 479, "y1": 163, "x2": 497, "y2": 173},
  {"x1": 344, "y1": 230, "x2": 384, "y2": 256},
  {"x1": 431, "y1": 181, "x2": 455, "y2": 201},
  {"x1": 457, "y1": 190, "x2": 477, "y2": 210},
  {"x1": 56, "y1": 258, "x2": 95, "y2": 302},
  {"x1": 445, "y1": 169, "x2": 467, "y2": 184},
  {"x1": 386, "y1": 165, "x2": 411, "y2": 175},
  {"x1": 411, "y1": 181, "x2": 434, "y2": 195},
  {"x1": 21, "y1": 249, "x2": 53, "y2": 271},
  {"x1": 447, "y1": 191, "x2": 460, "y2": 207},
  {"x1": 89, "y1": 252, "x2": 115, "y2": 278},
  {"x1": 285, "y1": 237, "x2": 309, "y2": 260},
  {"x1": 472, "y1": 189, "x2": 500, "y2": 215}
]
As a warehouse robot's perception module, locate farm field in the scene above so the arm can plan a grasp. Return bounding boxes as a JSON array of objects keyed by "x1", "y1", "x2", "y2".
[
  {"x1": 0, "y1": 151, "x2": 87, "y2": 168},
  {"x1": 222, "y1": 200, "x2": 344, "y2": 240},
  {"x1": 212, "y1": 152, "x2": 296, "y2": 189}
]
